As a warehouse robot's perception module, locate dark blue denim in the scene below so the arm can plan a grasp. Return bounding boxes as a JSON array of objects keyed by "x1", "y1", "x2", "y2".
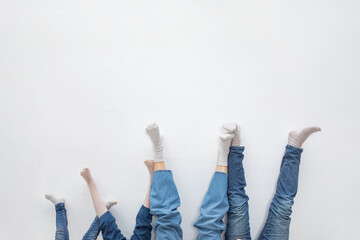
[
  {"x1": 99, "y1": 205, "x2": 153, "y2": 240},
  {"x1": 150, "y1": 170, "x2": 183, "y2": 240},
  {"x1": 194, "y1": 172, "x2": 229, "y2": 240},
  {"x1": 225, "y1": 146, "x2": 251, "y2": 240},
  {"x1": 82, "y1": 216, "x2": 100, "y2": 240},
  {"x1": 225, "y1": 145, "x2": 303, "y2": 240},
  {"x1": 55, "y1": 203, "x2": 70, "y2": 240},
  {"x1": 258, "y1": 145, "x2": 303, "y2": 240}
]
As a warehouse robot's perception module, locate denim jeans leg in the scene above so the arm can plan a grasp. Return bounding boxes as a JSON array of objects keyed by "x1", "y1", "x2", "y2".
[
  {"x1": 150, "y1": 170, "x2": 183, "y2": 240},
  {"x1": 258, "y1": 145, "x2": 303, "y2": 240},
  {"x1": 225, "y1": 146, "x2": 251, "y2": 240},
  {"x1": 82, "y1": 216, "x2": 100, "y2": 240},
  {"x1": 194, "y1": 172, "x2": 229, "y2": 240},
  {"x1": 55, "y1": 203, "x2": 70, "y2": 240},
  {"x1": 99, "y1": 211, "x2": 127, "y2": 240},
  {"x1": 130, "y1": 205, "x2": 153, "y2": 240}
]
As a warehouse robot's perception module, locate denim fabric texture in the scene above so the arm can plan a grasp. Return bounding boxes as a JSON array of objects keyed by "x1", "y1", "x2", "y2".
[
  {"x1": 194, "y1": 172, "x2": 229, "y2": 240},
  {"x1": 225, "y1": 146, "x2": 251, "y2": 240},
  {"x1": 150, "y1": 170, "x2": 183, "y2": 240},
  {"x1": 55, "y1": 203, "x2": 70, "y2": 240},
  {"x1": 99, "y1": 205, "x2": 153, "y2": 240}
]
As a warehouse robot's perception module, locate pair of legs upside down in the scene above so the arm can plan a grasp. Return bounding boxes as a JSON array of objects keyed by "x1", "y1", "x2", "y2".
[
  {"x1": 46, "y1": 122, "x2": 320, "y2": 240},
  {"x1": 147, "y1": 123, "x2": 320, "y2": 240}
]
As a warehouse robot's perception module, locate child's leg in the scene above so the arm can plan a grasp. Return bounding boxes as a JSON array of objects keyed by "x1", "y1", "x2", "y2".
[
  {"x1": 82, "y1": 201, "x2": 117, "y2": 240},
  {"x1": 81, "y1": 169, "x2": 126, "y2": 240},
  {"x1": 258, "y1": 127, "x2": 320, "y2": 240},
  {"x1": 223, "y1": 123, "x2": 251, "y2": 240},
  {"x1": 129, "y1": 160, "x2": 154, "y2": 240},
  {"x1": 194, "y1": 134, "x2": 233, "y2": 240},
  {"x1": 45, "y1": 194, "x2": 69, "y2": 240},
  {"x1": 146, "y1": 123, "x2": 183, "y2": 240}
]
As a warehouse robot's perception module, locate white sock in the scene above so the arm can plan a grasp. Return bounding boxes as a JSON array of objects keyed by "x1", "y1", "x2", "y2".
[
  {"x1": 45, "y1": 194, "x2": 65, "y2": 205},
  {"x1": 217, "y1": 133, "x2": 233, "y2": 166},
  {"x1": 288, "y1": 126, "x2": 321, "y2": 148},
  {"x1": 223, "y1": 123, "x2": 241, "y2": 146},
  {"x1": 106, "y1": 200, "x2": 117, "y2": 210},
  {"x1": 146, "y1": 123, "x2": 164, "y2": 162}
]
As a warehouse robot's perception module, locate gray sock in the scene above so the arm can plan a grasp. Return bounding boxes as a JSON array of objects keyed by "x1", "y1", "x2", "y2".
[{"x1": 288, "y1": 126, "x2": 321, "y2": 148}]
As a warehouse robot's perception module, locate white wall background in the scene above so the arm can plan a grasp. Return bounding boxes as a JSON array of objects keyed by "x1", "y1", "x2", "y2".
[{"x1": 1, "y1": 0, "x2": 359, "y2": 239}]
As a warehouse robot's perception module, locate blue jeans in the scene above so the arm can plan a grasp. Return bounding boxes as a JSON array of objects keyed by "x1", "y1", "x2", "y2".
[
  {"x1": 55, "y1": 203, "x2": 70, "y2": 240},
  {"x1": 53, "y1": 204, "x2": 152, "y2": 240},
  {"x1": 225, "y1": 146, "x2": 251, "y2": 240},
  {"x1": 194, "y1": 172, "x2": 229, "y2": 240},
  {"x1": 98, "y1": 205, "x2": 153, "y2": 240},
  {"x1": 150, "y1": 170, "x2": 183, "y2": 240},
  {"x1": 258, "y1": 145, "x2": 303, "y2": 240},
  {"x1": 225, "y1": 145, "x2": 303, "y2": 240}
]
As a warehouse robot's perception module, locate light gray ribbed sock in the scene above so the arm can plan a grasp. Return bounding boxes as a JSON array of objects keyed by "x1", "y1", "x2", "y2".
[
  {"x1": 288, "y1": 126, "x2": 321, "y2": 148},
  {"x1": 223, "y1": 123, "x2": 241, "y2": 146},
  {"x1": 217, "y1": 133, "x2": 233, "y2": 166},
  {"x1": 106, "y1": 201, "x2": 117, "y2": 210},
  {"x1": 146, "y1": 123, "x2": 164, "y2": 162},
  {"x1": 45, "y1": 194, "x2": 65, "y2": 205}
]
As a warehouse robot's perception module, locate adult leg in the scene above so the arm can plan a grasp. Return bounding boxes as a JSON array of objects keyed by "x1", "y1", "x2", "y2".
[
  {"x1": 129, "y1": 160, "x2": 154, "y2": 240},
  {"x1": 223, "y1": 123, "x2": 251, "y2": 240},
  {"x1": 147, "y1": 123, "x2": 183, "y2": 240},
  {"x1": 194, "y1": 133, "x2": 232, "y2": 240},
  {"x1": 82, "y1": 201, "x2": 117, "y2": 240},
  {"x1": 81, "y1": 168, "x2": 126, "y2": 240},
  {"x1": 258, "y1": 127, "x2": 321, "y2": 240},
  {"x1": 45, "y1": 194, "x2": 69, "y2": 240}
]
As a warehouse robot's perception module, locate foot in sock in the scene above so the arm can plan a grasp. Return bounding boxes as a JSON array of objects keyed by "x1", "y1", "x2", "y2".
[
  {"x1": 146, "y1": 123, "x2": 164, "y2": 162},
  {"x1": 288, "y1": 126, "x2": 321, "y2": 148},
  {"x1": 45, "y1": 194, "x2": 65, "y2": 205},
  {"x1": 223, "y1": 123, "x2": 241, "y2": 146},
  {"x1": 144, "y1": 160, "x2": 155, "y2": 175},
  {"x1": 217, "y1": 133, "x2": 234, "y2": 166},
  {"x1": 81, "y1": 168, "x2": 94, "y2": 184},
  {"x1": 106, "y1": 200, "x2": 117, "y2": 210}
]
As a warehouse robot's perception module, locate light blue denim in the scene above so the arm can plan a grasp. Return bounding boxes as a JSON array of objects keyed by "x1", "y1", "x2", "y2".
[
  {"x1": 54, "y1": 203, "x2": 70, "y2": 240},
  {"x1": 150, "y1": 170, "x2": 183, "y2": 240},
  {"x1": 225, "y1": 146, "x2": 251, "y2": 240},
  {"x1": 225, "y1": 145, "x2": 303, "y2": 240},
  {"x1": 194, "y1": 172, "x2": 229, "y2": 240}
]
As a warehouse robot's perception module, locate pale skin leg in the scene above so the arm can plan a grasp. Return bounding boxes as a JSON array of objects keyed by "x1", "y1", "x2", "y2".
[
  {"x1": 81, "y1": 168, "x2": 108, "y2": 217},
  {"x1": 143, "y1": 160, "x2": 155, "y2": 208}
]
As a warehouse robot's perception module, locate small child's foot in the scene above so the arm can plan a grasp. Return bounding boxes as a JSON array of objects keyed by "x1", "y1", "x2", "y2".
[
  {"x1": 223, "y1": 123, "x2": 241, "y2": 146},
  {"x1": 106, "y1": 200, "x2": 117, "y2": 210},
  {"x1": 81, "y1": 168, "x2": 93, "y2": 183},
  {"x1": 45, "y1": 194, "x2": 64, "y2": 205},
  {"x1": 144, "y1": 160, "x2": 155, "y2": 174},
  {"x1": 288, "y1": 126, "x2": 321, "y2": 148}
]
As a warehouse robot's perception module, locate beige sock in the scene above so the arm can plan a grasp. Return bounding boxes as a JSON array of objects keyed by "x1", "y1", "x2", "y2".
[{"x1": 288, "y1": 126, "x2": 321, "y2": 148}]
